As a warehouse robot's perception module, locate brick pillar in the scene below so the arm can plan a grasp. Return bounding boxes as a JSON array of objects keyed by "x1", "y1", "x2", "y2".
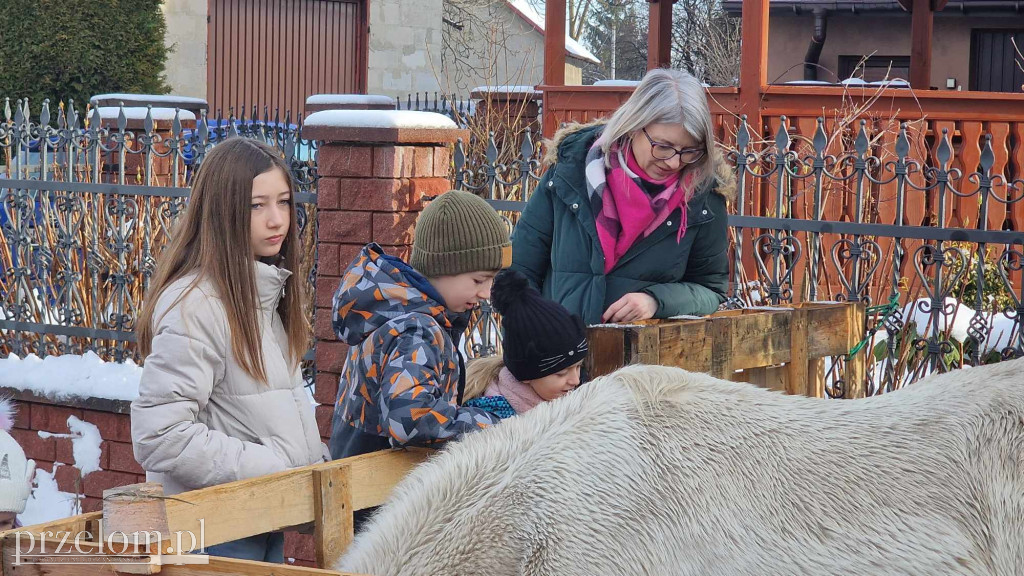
[
  {"x1": 90, "y1": 94, "x2": 205, "y2": 186},
  {"x1": 302, "y1": 110, "x2": 469, "y2": 440}
]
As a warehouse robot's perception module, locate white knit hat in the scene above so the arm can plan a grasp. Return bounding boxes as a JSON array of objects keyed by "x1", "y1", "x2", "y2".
[{"x1": 0, "y1": 398, "x2": 35, "y2": 514}]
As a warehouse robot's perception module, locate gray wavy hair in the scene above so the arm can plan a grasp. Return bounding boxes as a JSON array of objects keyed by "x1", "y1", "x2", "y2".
[{"x1": 595, "y1": 68, "x2": 717, "y2": 195}]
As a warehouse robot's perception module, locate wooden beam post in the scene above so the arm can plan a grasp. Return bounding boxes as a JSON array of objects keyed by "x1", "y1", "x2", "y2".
[
  {"x1": 313, "y1": 466, "x2": 354, "y2": 569},
  {"x1": 843, "y1": 302, "x2": 868, "y2": 399},
  {"x1": 910, "y1": 0, "x2": 933, "y2": 89},
  {"x1": 786, "y1": 308, "x2": 810, "y2": 396},
  {"x1": 543, "y1": 0, "x2": 567, "y2": 87},
  {"x1": 738, "y1": 0, "x2": 769, "y2": 132},
  {"x1": 647, "y1": 0, "x2": 674, "y2": 70}
]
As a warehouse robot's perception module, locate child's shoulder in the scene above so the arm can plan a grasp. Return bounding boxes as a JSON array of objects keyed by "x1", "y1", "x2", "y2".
[{"x1": 464, "y1": 395, "x2": 516, "y2": 419}]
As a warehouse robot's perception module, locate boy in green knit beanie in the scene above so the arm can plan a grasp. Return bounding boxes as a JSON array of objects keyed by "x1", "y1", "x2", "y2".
[{"x1": 329, "y1": 191, "x2": 512, "y2": 460}]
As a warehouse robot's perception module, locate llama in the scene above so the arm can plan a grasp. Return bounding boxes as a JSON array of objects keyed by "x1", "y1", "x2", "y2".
[{"x1": 337, "y1": 360, "x2": 1024, "y2": 576}]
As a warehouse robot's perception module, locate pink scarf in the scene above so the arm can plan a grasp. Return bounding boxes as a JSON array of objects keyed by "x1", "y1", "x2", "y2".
[
  {"x1": 586, "y1": 143, "x2": 691, "y2": 273},
  {"x1": 484, "y1": 368, "x2": 544, "y2": 414}
]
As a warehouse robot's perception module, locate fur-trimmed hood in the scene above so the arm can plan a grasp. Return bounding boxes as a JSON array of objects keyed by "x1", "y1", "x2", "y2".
[{"x1": 542, "y1": 121, "x2": 737, "y2": 202}]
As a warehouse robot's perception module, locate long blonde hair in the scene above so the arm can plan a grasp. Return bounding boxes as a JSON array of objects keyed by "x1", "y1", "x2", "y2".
[
  {"x1": 464, "y1": 356, "x2": 505, "y2": 401},
  {"x1": 137, "y1": 138, "x2": 311, "y2": 382}
]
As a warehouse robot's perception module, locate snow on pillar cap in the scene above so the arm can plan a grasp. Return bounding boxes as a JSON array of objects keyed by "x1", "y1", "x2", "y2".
[
  {"x1": 302, "y1": 110, "x2": 467, "y2": 144},
  {"x1": 90, "y1": 94, "x2": 208, "y2": 114},
  {"x1": 305, "y1": 94, "x2": 396, "y2": 113}
]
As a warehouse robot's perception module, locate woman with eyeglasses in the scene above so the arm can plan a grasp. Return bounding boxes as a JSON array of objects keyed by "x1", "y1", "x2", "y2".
[{"x1": 511, "y1": 68, "x2": 736, "y2": 325}]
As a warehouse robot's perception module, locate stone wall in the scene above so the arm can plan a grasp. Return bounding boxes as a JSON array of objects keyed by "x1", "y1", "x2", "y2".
[{"x1": 161, "y1": 0, "x2": 208, "y2": 99}]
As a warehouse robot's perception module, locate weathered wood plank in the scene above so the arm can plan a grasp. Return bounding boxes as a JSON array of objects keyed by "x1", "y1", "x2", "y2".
[
  {"x1": 586, "y1": 327, "x2": 627, "y2": 378},
  {"x1": 708, "y1": 315, "x2": 735, "y2": 379},
  {"x1": 763, "y1": 365, "x2": 789, "y2": 392},
  {"x1": 160, "y1": 449, "x2": 428, "y2": 549},
  {"x1": 630, "y1": 325, "x2": 660, "y2": 366},
  {"x1": 8, "y1": 450, "x2": 430, "y2": 563},
  {"x1": 786, "y1": 307, "x2": 810, "y2": 395},
  {"x1": 843, "y1": 302, "x2": 868, "y2": 399},
  {"x1": 716, "y1": 311, "x2": 791, "y2": 371},
  {"x1": 313, "y1": 466, "x2": 352, "y2": 569},
  {"x1": 657, "y1": 320, "x2": 713, "y2": 373},
  {"x1": 806, "y1": 357, "x2": 826, "y2": 398},
  {"x1": 803, "y1": 304, "x2": 856, "y2": 358}
]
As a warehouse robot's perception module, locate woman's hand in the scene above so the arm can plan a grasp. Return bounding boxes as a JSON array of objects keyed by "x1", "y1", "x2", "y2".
[{"x1": 602, "y1": 293, "x2": 658, "y2": 323}]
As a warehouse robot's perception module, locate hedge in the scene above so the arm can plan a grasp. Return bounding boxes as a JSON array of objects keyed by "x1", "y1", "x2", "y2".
[{"x1": 0, "y1": 0, "x2": 170, "y2": 115}]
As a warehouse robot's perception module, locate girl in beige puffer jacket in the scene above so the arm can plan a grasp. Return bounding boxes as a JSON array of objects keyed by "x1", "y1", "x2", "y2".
[{"x1": 130, "y1": 139, "x2": 325, "y2": 563}]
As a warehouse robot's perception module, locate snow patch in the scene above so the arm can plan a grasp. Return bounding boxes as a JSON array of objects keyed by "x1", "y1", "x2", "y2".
[
  {"x1": 67, "y1": 417, "x2": 102, "y2": 475},
  {"x1": 19, "y1": 467, "x2": 81, "y2": 527},
  {"x1": 305, "y1": 94, "x2": 395, "y2": 106},
  {"x1": 470, "y1": 85, "x2": 541, "y2": 95},
  {"x1": 0, "y1": 352, "x2": 142, "y2": 402},
  {"x1": 304, "y1": 110, "x2": 458, "y2": 130},
  {"x1": 91, "y1": 94, "x2": 209, "y2": 106},
  {"x1": 36, "y1": 417, "x2": 103, "y2": 475},
  {"x1": 593, "y1": 80, "x2": 640, "y2": 87},
  {"x1": 95, "y1": 107, "x2": 197, "y2": 122}
]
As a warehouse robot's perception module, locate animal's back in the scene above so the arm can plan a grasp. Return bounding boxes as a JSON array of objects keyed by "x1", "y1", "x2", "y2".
[
  {"x1": 601, "y1": 361, "x2": 1024, "y2": 575},
  {"x1": 338, "y1": 360, "x2": 1024, "y2": 576}
]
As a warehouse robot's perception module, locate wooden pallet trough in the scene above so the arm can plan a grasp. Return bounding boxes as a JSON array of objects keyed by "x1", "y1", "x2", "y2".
[{"x1": 586, "y1": 302, "x2": 868, "y2": 398}]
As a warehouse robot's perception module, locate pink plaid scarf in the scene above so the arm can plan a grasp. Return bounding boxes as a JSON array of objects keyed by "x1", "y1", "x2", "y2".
[{"x1": 585, "y1": 142, "x2": 691, "y2": 273}]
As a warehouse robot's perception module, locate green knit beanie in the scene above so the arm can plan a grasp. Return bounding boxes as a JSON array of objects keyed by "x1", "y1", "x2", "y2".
[{"x1": 411, "y1": 191, "x2": 512, "y2": 277}]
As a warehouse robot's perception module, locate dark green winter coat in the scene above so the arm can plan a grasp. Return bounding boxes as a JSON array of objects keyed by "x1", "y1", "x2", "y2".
[{"x1": 510, "y1": 123, "x2": 735, "y2": 325}]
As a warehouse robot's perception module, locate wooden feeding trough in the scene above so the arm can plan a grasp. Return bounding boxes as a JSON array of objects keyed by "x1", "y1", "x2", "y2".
[
  {"x1": 586, "y1": 302, "x2": 867, "y2": 399},
  {"x1": 0, "y1": 449, "x2": 431, "y2": 576}
]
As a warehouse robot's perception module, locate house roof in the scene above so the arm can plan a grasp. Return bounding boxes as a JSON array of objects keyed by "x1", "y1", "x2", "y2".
[
  {"x1": 721, "y1": 0, "x2": 1023, "y2": 14},
  {"x1": 506, "y1": 0, "x2": 601, "y2": 65}
]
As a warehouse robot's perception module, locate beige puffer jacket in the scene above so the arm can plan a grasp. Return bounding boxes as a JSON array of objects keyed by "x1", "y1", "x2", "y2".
[{"x1": 131, "y1": 262, "x2": 325, "y2": 496}]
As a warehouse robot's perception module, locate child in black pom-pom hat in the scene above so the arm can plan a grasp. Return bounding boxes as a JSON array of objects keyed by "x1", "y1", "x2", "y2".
[{"x1": 464, "y1": 269, "x2": 588, "y2": 418}]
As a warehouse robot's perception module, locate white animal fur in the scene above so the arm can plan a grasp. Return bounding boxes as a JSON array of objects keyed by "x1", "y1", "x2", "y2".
[{"x1": 337, "y1": 360, "x2": 1024, "y2": 576}]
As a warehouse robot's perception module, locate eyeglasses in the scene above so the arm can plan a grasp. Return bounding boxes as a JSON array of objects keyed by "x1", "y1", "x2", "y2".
[{"x1": 642, "y1": 128, "x2": 705, "y2": 163}]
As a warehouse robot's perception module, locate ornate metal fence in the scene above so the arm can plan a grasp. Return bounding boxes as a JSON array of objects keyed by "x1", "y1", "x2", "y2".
[
  {"x1": 395, "y1": 92, "x2": 475, "y2": 127},
  {"x1": 456, "y1": 119, "x2": 1024, "y2": 395},
  {"x1": 5, "y1": 100, "x2": 1022, "y2": 396},
  {"x1": 728, "y1": 116, "x2": 1023, "y2": 393},
  {"x1": 0, "y1": 98, "x2": 318, "y2": 363}
]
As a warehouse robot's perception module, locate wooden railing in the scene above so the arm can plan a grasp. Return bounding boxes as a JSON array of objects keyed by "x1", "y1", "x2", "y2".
[
  {"x1": 542, "y1": 83, "x2": 1024, "y2": 268},
  {"x1": 0, "y1": 449, "x2": 432, "y2": 576},
  {"x1": 542, "y1": 84, "x2": 1024, "y2": 186}
]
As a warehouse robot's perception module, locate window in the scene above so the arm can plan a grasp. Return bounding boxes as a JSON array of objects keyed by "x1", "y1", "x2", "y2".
[{"x1": 838, "y1": 55, "x2": 911, "y2": 82}]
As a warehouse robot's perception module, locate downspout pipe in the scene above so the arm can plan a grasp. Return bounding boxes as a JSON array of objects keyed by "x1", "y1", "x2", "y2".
[{"x1": 804, "y1": 9, "x2": 829, "y2": 81}]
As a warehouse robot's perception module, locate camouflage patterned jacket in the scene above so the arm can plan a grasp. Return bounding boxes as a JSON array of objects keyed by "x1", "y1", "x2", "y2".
[{"x1": 331, "y1": 244, "x2": 501, "y2": 446}]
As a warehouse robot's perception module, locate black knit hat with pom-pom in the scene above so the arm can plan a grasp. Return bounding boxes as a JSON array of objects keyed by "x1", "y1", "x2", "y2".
[{"x1": 491, "y1": 269, "x2": 588, "y2": 381}]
